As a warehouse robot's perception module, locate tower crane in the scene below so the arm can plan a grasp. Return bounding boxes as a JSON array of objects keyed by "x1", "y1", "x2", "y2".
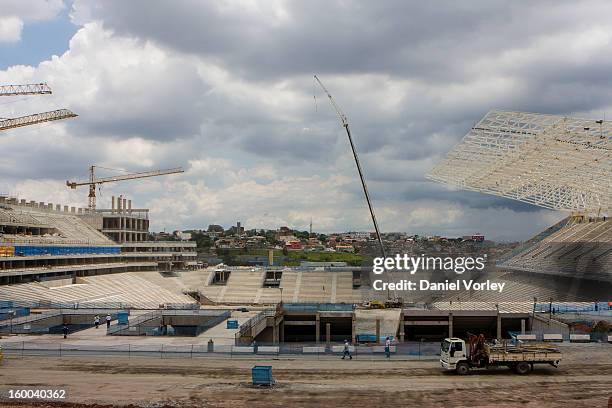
[
  {"x1": 66, "y1": 166, "x2": 185, "y2": 210},
  {"x1": 0, "y1": 82, "x2": 77, "y2": 132}
]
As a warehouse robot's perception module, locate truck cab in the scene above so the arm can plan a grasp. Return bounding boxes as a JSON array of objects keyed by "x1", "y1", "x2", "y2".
[{"x1": 440, "y1": 337, "x2": 467, "y2": 373}]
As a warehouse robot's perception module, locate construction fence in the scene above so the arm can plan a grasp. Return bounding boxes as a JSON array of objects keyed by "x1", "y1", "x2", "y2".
[{"x1": 0, "y1": 341, "x2": 442, "y2": 360}]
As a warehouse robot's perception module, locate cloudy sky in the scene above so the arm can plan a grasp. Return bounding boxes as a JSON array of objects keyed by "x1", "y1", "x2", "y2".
[{"x1": 1, "y1": 0, "x2": 610, "y2": 240}]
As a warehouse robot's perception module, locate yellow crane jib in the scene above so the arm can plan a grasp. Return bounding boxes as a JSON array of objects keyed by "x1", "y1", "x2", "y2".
[
  {"x1": 66, "y1": 166, "x2": 185, "y2": 210},
  {"x1": 0, "y1": 110, "x2": 78, "y2": 132}
]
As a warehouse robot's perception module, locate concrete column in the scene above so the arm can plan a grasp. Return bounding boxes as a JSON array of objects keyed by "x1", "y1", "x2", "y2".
[
  {"x1": 496, "y1": 314, "x2": 502, "y2": 340},
  {"x1": 112, "y1": 196, "x2": 115, "y2": 211},
  {"x1": 315, "y1": 313, "x2": 320, "y2": 344},
  {"x1": 448, "y1": 313, "x2": 453, "y2": 338},
  {"x1": 375, "y1": 318, "x2": 381, "y2": 344},
  {"x1": 351, "y1": 314, "x2": 356, "y2": 343},
  {"x1": 325, "y1": 323, "x2": 331, "y2": 348},
  {"x1": 280, "y1": 321, "x2": 284, "y2": 343},
  {"x1": 273, "y1": 322, "x2": 279, "y2": 345},
  {"x1": 399, "y1": 310, "x2": 405, "y2": 342},
  {"x1": 521, "y1": 319, "x2": 526, "y2": 335}
]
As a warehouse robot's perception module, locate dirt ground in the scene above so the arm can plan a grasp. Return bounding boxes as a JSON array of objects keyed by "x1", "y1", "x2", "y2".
[{"x1": 0, "y1": 344, "x2": 610, "y2": 408}]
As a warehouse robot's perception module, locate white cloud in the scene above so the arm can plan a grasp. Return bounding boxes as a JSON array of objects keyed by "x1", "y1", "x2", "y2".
[
  {"x1": 0, "y1": 16, "x2": 23, "y2": 43},
  {"x1": 0, "y1": 0, "x2": 65, "y2": 43}
]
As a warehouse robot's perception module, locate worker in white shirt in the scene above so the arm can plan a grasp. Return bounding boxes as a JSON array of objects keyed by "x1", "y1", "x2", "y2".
[{"x1": 385, "y1": 336, "x2": 391, "y2": 359}]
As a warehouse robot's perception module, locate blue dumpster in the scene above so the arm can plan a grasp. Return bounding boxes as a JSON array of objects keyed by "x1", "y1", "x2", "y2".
[
  {"x1": 226, "y1": 319, "x2": 239, "y2": 329},
  {"x1": 252, "y1": 365, "x2": 274, "y2": 386},
  {"x1": 117, "y1": 311, "x2": 129, "y2": 325}
]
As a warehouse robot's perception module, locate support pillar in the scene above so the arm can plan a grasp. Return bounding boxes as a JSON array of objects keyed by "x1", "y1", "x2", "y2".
[
  {"x1": 448, "y1": 313, "x2": 453, "y2": 338},
  {"x1": 351, "y1": 314, "x2": 356, "y2": 343},
  {"x1": 315, "y1": 313, "x2": 320, "y2": 344},
  {"x1": 326, "y1": 323, "x2": 331, "y2": 348},
  {"x1": 273, "y1": 322, "x2": 279, "y2": 345},
  {"x1": 280, "y1": 321, "x2": 284, "y2": 343},
  {"x1": 399, "y1": 310, "x2": 405, "y2": 342},
  {"x1": 496, "y1": 313, "x2": 502, "y2": 341},
  {"x1": 375, "y1": 318, "x2": 381, "y2": 344},
  {"x1": 521, "y1": 319, "x2": 526, "y2": 335}
]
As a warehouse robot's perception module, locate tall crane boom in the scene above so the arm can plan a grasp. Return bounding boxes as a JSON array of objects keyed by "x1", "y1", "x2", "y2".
[
  {"x1": 313, "y1": 75, "x2": 386, "y2": 257},
  {"x1": 314, "y1": 75, "x2": 392, "y2": 300},
  {"x1": 0, "y1": 109, "x2": 78, "y2": 132},
  {"x1": 67, "y1": 166, "x2": 185, "y2": 210},
  {"x1": 0, "y1": 83, "x2": 52, "y2": 97}
]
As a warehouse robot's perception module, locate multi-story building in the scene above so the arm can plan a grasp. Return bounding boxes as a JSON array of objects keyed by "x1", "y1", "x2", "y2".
[{"x1": 0, "y1": 195, "x2": 197, "y2": 285}]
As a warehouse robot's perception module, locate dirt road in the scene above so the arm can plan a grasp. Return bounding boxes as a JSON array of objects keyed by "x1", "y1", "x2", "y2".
[{"x1": 1, "y1": 344, "x2": 610, "y2": 408}]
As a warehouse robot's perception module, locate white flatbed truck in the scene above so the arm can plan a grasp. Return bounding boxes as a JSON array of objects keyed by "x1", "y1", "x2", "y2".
[{"x1": 440, "y1": 336, "x2": 562, "y2": 375}]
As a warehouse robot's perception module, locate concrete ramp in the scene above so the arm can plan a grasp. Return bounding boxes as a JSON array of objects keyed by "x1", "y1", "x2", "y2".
[
  {"x1": 199, "y1": 310, "x2": 261, "y2": 345},
  {"x1": 355, "y1": 308, "x2": 401, "y2": 339}
]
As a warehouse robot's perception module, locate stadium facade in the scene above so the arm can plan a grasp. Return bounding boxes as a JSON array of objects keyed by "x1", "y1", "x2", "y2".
[{"x1": 0, "y1": 195, "x2": 197, "y2": 306}]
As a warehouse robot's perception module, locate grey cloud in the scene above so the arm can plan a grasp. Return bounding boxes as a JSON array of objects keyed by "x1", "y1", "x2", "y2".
[{"x1": 3, "y1": 1, "x2": 611, "y2": 237}]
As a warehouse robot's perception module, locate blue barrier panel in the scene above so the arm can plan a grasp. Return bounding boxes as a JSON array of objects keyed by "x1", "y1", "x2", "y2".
[{"x1": 13, "y1": 245, "x2": 121, "y2": 257}]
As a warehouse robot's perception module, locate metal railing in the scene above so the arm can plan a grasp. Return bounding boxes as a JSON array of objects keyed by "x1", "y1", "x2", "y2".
[
  {"x1": 0, "y1": 300, "x2": 199, "y2": 311},
  {"x1": 235, "y1": 309, "x2": 276, "y2": 340},
  {"x1": 0, "y1": 341, "x2": 445, "y2": 360}
]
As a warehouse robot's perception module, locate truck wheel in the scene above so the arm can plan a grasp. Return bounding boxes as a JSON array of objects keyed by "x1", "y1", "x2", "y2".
[
  {"x1": 456, "y1": 362, "x2": 470, "y2": 375},
  {"x1": 514, "y1": 362, "x2": 531, "y2": 375}
]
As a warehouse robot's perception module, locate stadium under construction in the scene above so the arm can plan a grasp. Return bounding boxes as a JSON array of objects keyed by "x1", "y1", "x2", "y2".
[
  {"x1": 0, "y1": 189, "x2": 608, "y2": 346},
  {"x1": 0, "y1": 83, "x2": 610, "y2": 349}
]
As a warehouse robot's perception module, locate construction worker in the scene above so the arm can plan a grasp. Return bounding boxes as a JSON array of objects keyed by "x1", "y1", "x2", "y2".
[
  {"x1": 341, "y1": 339, "x2": 352, "y2": 360},
  {"x1": 385, "y1": 336, "x2": 391, "y2": 359},
  {"x1": 94, "y1": 315, "x2": 100, "y2": 329},
  {"x1": 62, "y1": 324, "x2": 68, "y2": 339},
  {"x1": 106, "y1": 313, "x2": 112, "y2": 329}
]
